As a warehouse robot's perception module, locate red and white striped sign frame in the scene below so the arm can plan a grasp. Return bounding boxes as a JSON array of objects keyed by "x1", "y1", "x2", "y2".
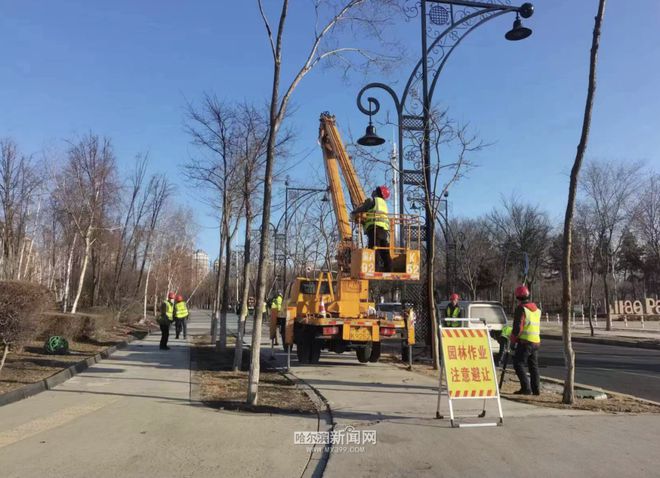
[{"x1": 436, "y1": 324, "x2": 504, "y2": 427}]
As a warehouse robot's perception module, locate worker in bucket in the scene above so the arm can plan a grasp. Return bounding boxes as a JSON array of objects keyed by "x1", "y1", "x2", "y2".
[
  {"x1": 173, "y1": 294, "x2": 189, "y2": 340},
  {"x1": 511, "y1": 285, "x2": 541, "y2": 395},
  {"x1": 444, "y1": 293, "x2": 462, "y2": 327},
  {"x1": 351, "y1": 185, "x2": 392, "y2": 272}
]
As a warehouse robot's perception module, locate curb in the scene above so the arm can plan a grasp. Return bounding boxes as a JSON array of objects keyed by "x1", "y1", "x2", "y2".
[
  {"x1": 542, "y1": 334, "x2": 660, "y2": 351},
  {"x1": 282, "y1": 368, "x2": 334, "y2": 478},
  {"x1": 0, "y1": 330, "x2": 147, "y2": 408}
]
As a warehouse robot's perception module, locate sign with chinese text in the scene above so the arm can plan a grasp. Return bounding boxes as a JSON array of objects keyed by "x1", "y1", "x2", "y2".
[{"x1": 440, "y1": 327, "x2": 498, "y2": 399}]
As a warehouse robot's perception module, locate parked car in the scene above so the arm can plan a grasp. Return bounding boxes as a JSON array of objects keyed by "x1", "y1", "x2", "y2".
[{"x1": 436, "y1": 300, "x2": 509, "y2": 355}]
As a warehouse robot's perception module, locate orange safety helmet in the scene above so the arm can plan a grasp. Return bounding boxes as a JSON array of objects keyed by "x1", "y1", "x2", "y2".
[
  {"x1": 515, "y1": 285, "x2": 530, "y2": 300},
  {"x1": 167, "y1": 292, "x2": 176, "y2": 300},
  {"x1": 449, "y1": 293, "x2": 460, "y2": 301},
  {"x1": 176, "y1": 294, "x2": 184, "y2": 302},
  {"x1": 376, "y1": 185, "x2": 391, "y2": 200}
]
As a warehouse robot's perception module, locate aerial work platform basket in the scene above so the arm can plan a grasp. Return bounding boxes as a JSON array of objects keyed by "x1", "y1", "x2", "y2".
[{"x1": 351, "y1": 212, "x2": 421, "y2": 281}]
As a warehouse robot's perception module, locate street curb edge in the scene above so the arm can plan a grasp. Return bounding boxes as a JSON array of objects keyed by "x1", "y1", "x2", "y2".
[{"x1": 283, "y1": 368, "x2": 334, "y2": 478}]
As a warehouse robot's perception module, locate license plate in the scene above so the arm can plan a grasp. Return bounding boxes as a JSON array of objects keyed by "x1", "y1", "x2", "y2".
[{"x1": 349, "y1": 327, "x2": 372, "y2": 341}]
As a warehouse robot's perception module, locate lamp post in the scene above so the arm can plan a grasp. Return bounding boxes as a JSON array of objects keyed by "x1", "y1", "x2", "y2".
[{"x1": 356, "y1": 0, "x2": 534, "y2": 346}]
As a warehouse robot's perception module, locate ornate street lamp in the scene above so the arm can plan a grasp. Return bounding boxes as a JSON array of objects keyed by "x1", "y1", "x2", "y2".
[
  {"x1": 357, "y1": 98, "x2": 386, "y2": 146},
  {"x1": 355, "y1": 0, "x2": 535, "y2": 348}
]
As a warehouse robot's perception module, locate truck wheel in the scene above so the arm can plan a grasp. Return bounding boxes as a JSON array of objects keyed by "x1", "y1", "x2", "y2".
[
  {"x1": 356, "y1": 343, "x2": 372, "y2": 363},
  {"x1": 296, "y1": 325, "x2": 308, "y2": 364},
  {"x1": 296, "y1": 340, "x2": 307, "y2": 363},
  {"x1": 401, "y1": 341, "x2": 410, "y2": 362},
  {"x1": 310, "y1": 339, "x2": 322, "y2": 364},
  {"x1": 368, "y1": 342, "x2": 381, "y2": 362}
]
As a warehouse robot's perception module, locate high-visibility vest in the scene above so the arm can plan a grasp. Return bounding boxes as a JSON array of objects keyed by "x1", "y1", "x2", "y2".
[
  {"x1": 174, "y1": 300, "x2": 189, "y2": 319},
  {"x1": 364, "y1": 197, "x2": 389, "y2": 231},
  {"x1": 445, "y1": 305, "x2": 461, "y2": 327},
  {"x1": 502, "y1": 324, "x2": 513, "y2": 339},
  {"x1": 271, "y1": 295, "x2": 282, "y2": 311},
  {"x1": 519, "y1": 306, "x2": 541, "y2": 344},
  {"x1": 162, "y1": 300, "x2": 173, "y2": 321}
]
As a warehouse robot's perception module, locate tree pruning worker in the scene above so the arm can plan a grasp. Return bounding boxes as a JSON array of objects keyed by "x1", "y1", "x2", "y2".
[
  {"x1": 444, "y1": 293, "x2": 462, "y2": 327},
  {"x1": 511, "y1": 285, "x2": 541, "y2": 395},
  {"x1": 271, "y1": 291, "x2": 283, "y2": 345},
  {"x1": 158, "y1": 292, "x2": 175, "y2": 350},
  {"x1": 173, "y1": 294, "x2": 189, "y2": 340},
  {"x1": 351, "y1": 185, "x2": 392, "y2": 272}
]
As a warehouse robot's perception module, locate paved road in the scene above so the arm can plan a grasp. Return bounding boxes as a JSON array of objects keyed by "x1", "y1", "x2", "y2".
[
  {"x1": 539, "y1": 338, "x2": 660, "y2": 402},
  {"x1": 287, "y1": 347, "x2": 660, "y2": 478}
]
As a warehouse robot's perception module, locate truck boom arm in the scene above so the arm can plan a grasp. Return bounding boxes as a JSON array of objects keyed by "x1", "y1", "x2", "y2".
[{"x1": 319, "y1": 112, "x2": 368, "y2": 246}]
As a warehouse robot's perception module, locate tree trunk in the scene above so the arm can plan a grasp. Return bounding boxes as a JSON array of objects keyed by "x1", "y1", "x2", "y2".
[
  {"x1": 142, "y1": 261, "x2": 152, "y2": 323},
  {"x1": 247, "y1": 0, "x2": 289, "y2": 406},
  {"x1": 71, "y1": 228, "x2": 93, "y2": 314},
  {"x1": 62, "y1": 234, "x2": 77, "y2": 313},
  {"x1": 0, "y1": 342, "x2": 9, "y2": 378},
  {"x1": 587, "y1": 268, "x2": 595, "y2": 336},
  {"x1": 428, "y1": 234, "x2": 440, "y2": 371},
  {"x1": 234, "y1": 209, "x2": 253, "y2": 371},
  {"x1": 561, "y1": 0, "x2": 606, "y2": 405},
  {"x1": 211, "y1": 223, "x2": 226, "y2": 344},
  {"x1": 602, "y1": 269, "x2": 612, "y2": 331},
  {"x1": 218, "y1": 227, "x2": 232, "y2": 351}
]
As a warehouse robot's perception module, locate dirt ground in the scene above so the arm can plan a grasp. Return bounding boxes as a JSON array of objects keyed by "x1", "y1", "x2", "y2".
[
  {"x1": 0, "y1": 323, "x2": 149, "y2": 395},
  {"x1": 384, "y1": 354, "x2": 660, "y2": 414},
  {"x1": 191, "y1": 336, "x2": 317, "y2": 415}
]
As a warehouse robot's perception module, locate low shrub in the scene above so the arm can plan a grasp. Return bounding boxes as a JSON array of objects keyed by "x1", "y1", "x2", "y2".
[{"x1": 0, "y1": 281, "x2": 53, "y2": 374}]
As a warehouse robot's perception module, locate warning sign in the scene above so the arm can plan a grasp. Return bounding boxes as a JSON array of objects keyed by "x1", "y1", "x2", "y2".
[{"x1": 440, "y1": 328, "x2": 498, "y2": 399}]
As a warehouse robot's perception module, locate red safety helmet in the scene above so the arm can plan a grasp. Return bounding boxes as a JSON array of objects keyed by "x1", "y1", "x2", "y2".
[
  {"x1": 449, "y1": 293, "x2": 460, "y2": 301},
  {"x1": 167, "y1": 292, "x2": 176, "y2": 300},
  {"x1": 374, "y1": 185, "x2": 390, "y2": 200},
  {"x1": 515, "y1": 285, "x2": 530, "y2": 300},
  {"x1": 176, "y1": 294, "x2": 184, "y2": 302}
]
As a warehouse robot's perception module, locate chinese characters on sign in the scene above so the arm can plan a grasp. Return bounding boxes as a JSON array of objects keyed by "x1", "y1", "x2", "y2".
[{"x1": 441, "y1": 328, "x2": 498, "y2": 399}]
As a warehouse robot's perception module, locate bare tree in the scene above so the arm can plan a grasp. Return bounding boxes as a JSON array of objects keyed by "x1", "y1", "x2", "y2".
[
  {"x1": 233, "y1": 104, "x2": 270, "y2": 371},
  {"x1": 633, "y1": 174, "x2": 660, "y2": 268},
  {"x1": 487, "y1": 197, "x2": 552, "y2": 298},
  {"x1": 53, "y1": 134, "x2": 117, "y2": 314},
  {"x1": 454, "y1": 218, "x2": 493, "y2": 300},
  {"x1": 0, "y1": 139, "x2": 42, "y2": 280},
  {"x1": 184, "y1": 95, "x2": 242, "y2": 349},
  {"x1": 560, "y1": 0, "x2": 606, "y2": 404},
  {"x1": 580, "y1": 158, "x2": 640, "y2": 330},
  {"x1": 248, "y1": 0, "x2": 401, "y2": 404}
]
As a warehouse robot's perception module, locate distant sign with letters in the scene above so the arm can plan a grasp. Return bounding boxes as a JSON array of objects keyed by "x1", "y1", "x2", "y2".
[{"x1": 440, "y1": 328, "x2": 498, "y2": 399}]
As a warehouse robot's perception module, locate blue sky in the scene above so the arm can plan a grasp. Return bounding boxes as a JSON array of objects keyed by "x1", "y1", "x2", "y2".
[{"x1": 2, "y1": 0, "x2": 659, "y2": 257}]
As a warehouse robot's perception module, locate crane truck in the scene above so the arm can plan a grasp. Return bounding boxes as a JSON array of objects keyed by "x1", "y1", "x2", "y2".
[{"x1": 272, "y1": 112, "x2": 421, "y2": 364}]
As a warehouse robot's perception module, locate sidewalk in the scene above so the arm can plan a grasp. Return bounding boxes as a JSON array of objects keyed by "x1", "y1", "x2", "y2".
[
  {"x1": 0, "y1": 310, "x2": 316, "y2": 478},
  {"x1": 281, "y1": 348, "x2": 660, "y2": 478}
]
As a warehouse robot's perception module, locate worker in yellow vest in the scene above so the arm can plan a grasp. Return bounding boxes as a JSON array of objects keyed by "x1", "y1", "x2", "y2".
[
  {"x1": 511, "y1": 285, "x2": 541, "y2": 395},
  {"x1": 270, "y1": 292, "x2": 283, "y2": 345},
  {"x1": 351, "y1": 185, "x2": 392, "y2": 272},
  {"x1": 444, "y1": 293, "x2": 462, "y2": 327},
  {"x1": 173, "y1": 294, "x2": 189, "y2": 340},
  {"x1": 158, "y1": 292, "x2": 175, "y2": 350}
]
